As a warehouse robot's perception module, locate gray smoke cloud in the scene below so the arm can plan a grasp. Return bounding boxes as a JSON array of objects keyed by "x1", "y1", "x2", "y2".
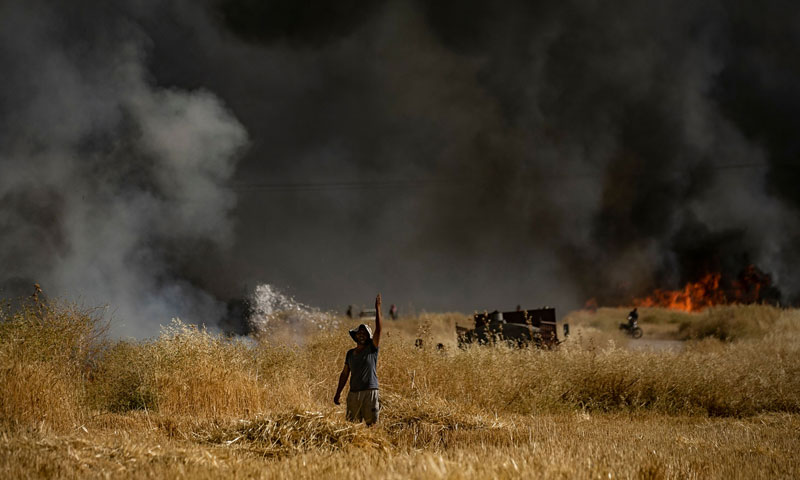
[
  {"x1": 0, "y1": 1, "x2": 247, "y2": 336},
  {"x1": 3, "y1": 0, "x2": 800, "y2": 336},
  {"x1": 199, "y1": 0, "x2": 799, "y2": 308}
]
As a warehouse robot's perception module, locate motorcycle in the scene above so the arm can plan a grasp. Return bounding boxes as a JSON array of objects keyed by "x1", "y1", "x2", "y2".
[{"x1": 619, "y1": 318, "x2": 643, "y2": 339}]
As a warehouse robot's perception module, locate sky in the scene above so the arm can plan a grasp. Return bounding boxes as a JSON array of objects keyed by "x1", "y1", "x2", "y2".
[{"x1": 2, "y1": 0, "x2": 800, "y2": 337}]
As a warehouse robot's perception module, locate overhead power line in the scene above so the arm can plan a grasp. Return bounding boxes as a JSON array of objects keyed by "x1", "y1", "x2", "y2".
[
  {"x1": 231, "y1": 162, "x2": 795, "y2": 193},
  {"x1": 233, "y1": 179, "x2": 456, "y2": 192}
]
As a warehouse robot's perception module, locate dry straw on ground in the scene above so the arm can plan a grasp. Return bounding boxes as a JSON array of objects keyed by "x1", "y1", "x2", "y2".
[{"x1": 1, "y1": 300, "x2": 799, "y2": 478}]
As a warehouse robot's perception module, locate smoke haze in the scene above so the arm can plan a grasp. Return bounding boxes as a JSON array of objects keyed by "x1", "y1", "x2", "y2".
[
  {"x1": 0, "y1": 1, "x2": 247, "y2": 336},
  {"x1": 2, "y1": 0, "x2": 800, "y2": 336}
]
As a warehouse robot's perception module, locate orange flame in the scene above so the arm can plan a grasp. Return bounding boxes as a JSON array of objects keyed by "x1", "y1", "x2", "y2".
[
  {"x1": 634, "y1": 272, "x2": 726, "y2": 312},
  {"x1": 632, "y1": 265, "x2": 776, "y2": 312}
]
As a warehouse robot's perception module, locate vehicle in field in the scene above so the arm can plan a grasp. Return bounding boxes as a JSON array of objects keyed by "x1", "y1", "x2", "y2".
[
  {"x1": 619, "y1": 320, "x2": 643, "y2": 338},
  {"x1": 619, "y1": 308, "x2": 643, "y2": 338},
  {"x1": 456, "y1": 307, "x2": 567, "y2": 348}
]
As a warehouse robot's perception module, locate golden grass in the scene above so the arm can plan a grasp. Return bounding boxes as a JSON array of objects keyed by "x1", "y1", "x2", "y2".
[
  {"x1": 677, "y1": 304, "x2": 784, "y2": 341},
  {"x1": 564, "y1": 304, "x2": 793, "y2": 342},
  {"x1": 0, "y1": 301, "x2": 107, "y2": 431},
  {"x1": 2, "y1": 301, "x2": 800, "y2": 478},
  {"x1": 2, "y1": 412, "x2": 798, "y2": 479}
]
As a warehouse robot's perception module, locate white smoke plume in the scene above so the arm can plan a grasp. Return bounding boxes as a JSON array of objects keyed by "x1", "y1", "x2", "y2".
[
  {"x1": 0, "y1": 1, "x2": 247, "y2": 337},
  {"x1": 247, "y1": 284, "x2": 337, "y2": 337}
]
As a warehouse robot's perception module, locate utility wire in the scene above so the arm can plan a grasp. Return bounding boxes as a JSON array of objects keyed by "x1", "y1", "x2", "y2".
[
  {"x1": 232, "y1": 162, "x2": 795, "y2": 193},
  {"x1": 233, "y1": 179, "x2": 458, "y2": 192}
]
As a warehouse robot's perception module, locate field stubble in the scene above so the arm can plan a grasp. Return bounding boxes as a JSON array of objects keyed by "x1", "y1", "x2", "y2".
[{"x1": 1, "y1": 301, "x2": 799, "y2": 478}]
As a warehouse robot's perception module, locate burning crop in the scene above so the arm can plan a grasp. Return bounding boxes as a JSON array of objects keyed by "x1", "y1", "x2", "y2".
[{"x1": 633, "y1": 265, "x2": 779, "y2": 312}]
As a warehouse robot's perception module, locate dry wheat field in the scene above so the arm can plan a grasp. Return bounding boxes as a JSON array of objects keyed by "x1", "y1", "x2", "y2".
[{"x1": 1, "y1": 301, "x2": 799, "y2": 479}]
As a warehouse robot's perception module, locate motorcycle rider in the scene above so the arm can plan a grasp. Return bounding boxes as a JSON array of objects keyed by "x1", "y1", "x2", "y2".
[{"x1": 627, "y1": 307, "x2": 639, "y2": 330}]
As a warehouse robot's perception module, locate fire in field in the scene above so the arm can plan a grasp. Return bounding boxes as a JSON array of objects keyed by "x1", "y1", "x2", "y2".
[
  {"x1": 3, "y1": 0, "x2": 800, "y2": 478},
  {"x1": 633, "y1": 265, "x2": 780, "y2": 312}
]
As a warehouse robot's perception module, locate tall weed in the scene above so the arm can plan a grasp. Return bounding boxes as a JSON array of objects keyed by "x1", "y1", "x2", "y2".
[{"x1": 0, "y1": 300, "x2": 107, "y2": 430}]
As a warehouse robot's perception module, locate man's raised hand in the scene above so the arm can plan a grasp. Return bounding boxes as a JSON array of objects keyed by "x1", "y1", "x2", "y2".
[{"x1": 373, "y1": 293, "x2": 383, "y2": 347}]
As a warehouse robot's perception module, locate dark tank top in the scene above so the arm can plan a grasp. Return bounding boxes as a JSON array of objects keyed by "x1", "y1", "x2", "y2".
[{"x1": 346, "y1": 343, "x2": 379, "y2": 391}]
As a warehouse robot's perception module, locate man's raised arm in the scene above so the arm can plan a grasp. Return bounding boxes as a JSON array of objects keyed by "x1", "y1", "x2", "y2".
[{"x1": 373, "y1": 293, "x2": 382, "y2": 347}]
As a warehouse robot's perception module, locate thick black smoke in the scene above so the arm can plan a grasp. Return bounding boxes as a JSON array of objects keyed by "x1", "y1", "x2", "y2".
[{"x1": 3, "y1": 0, "x2": 800, "y2": 336}]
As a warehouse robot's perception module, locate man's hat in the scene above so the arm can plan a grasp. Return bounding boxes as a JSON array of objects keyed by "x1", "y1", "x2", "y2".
[{"x1": 349, "y1": 324, "x2": 373, "y2": 343}]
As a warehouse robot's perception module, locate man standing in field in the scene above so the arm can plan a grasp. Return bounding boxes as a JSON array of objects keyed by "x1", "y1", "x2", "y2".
[{"x1": 334, "y1": 293, "x2": 382, "y2": 425}]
